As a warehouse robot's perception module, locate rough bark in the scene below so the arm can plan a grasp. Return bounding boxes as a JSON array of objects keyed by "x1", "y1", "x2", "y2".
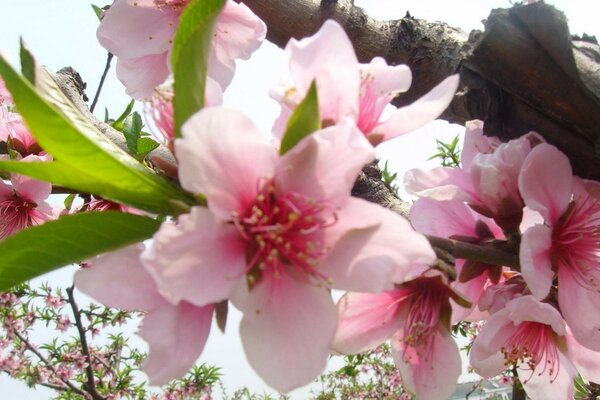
[{"x1": 238, "y1": 0, "x2": 600, "y2": 179}]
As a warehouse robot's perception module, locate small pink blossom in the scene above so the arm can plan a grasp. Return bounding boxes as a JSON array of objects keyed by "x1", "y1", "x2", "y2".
[
  {"x1": 0, "y1": 78, "x2": 11, "y2": 105},
  {"x1": 142, "y1": 107, "x2": 436, "y2": 391},
  {"x1": 75, "y1": 244, "x2": 214, "y2": 385},
  {"x1": 405, "y1": 121, "x2": 544, "y2": 231},
  {"x1": 0, "y1": 112, "x2": 40, "y2": 157},
  {"x1": 470, "y1": 295, "x2": 600, "y2": 400},
  {"x1": 97, "y1": 0, "x2": 266, "y2": 98},
  {"x1": 332, "y1": 272, "x2": 464, "y2": 400},
  {"x1": 271, "y1": 20, "x2": 458, "y2": 145},
  {"x1": 45, "y1": 295, "x2": 65, "y2": 309},
  {"x1": 56, "y1": 315, "x2": 71, "y2": 332},
  {"x1": 518, "y1": 143, "x2": 600, "y2": 350},
  {"x1": 0, "y1": 157, "x2": 58, "y2": 240}
]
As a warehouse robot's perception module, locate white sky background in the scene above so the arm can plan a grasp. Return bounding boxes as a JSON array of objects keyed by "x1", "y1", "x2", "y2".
[{"x1": 0, "y1": 0, "x2": 598, "y2": 398}]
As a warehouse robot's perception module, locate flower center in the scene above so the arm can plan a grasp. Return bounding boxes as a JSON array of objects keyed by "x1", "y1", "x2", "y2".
[
  {"x1": 553, "y1": 194, "x2": 600, "y2": 290},
  {"x1": 232, "y1": 181, "x2": 335, "y2": 286},
  {"x1": 357, "y1": 76, "x2": 391, "y2": 135},
  {"x1": 501, "y1": 322, "x2": 559, "y2": 382},
  {"x1": 0, "y1": 195, "x2": 34, "y2": 240}
]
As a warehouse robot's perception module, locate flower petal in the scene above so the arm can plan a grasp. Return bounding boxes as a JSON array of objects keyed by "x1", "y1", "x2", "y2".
[
  {"x1": 176, "y1": 108, "x2": 277, "y2": 219},
  {"x1": 565, "y1": 332, "x2": 600, "y2": 383},
  {"x1": 75, "y1": 244, "x2": 165, "y2": 311},
  {"x1": 208, "y1": 0, "x2": 267, "y2": 88},
  {"x1": 276, "y1": 119, "x2": 375, "y2": 207},
  {"x1": 332, "y1": 291, "x2": 405, "y2": 355},
  {"x1": 375, "y1": 75, "x2": 459, "y2": 141},
  {"x1": 519, "y1": 352, "x2": 576, "y2": 400},
  {"x1": 140, "y1": 301, "x2": 214, "y2": 385},
  {"x1": 391, "y1": 329, "x2": 461, "y2": 400},
  {"x1": 460, "y1": 120, "x2": 501, "y2": 169},
  {"x1": 143, "y1": 207, "x2": 246, "y2": 307},
  {"x1": 231, "y1": 273, "x2": 337, "y2": 393},
  {"x1": 97, "y1": 0, "x2": 176, "y2": 59},
  {"x1": 320, "y1": 198, "x2": 436, "y2": 292},
  {"x1": 558, "y1": 268, "x2": 600, "y2": 351},
  {"x1": 404, "y1": 166, "x2": 474, "y2": 202},
  {"x1": 410, "y1": 198, "x2": 479, "y2": 238},
  {"x1": 519, "y1": 224, "x2": 554, "y2": 300},
  {"x1": 518, "y1": 143, "x2": 572, "y2": 223},
  {"x1": 116, "y1": 53, "x2": 170, "y2": 99}
]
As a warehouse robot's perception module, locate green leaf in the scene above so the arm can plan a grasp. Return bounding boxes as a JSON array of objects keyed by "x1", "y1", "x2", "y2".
[
  {"x1": 171, "y1": 0, "x2": 225, "y2": 138},
  {"x1": 112, "y1": 99, "x2": 135, "y2": 130},
  {"x1": 136, "y1": 137, "x2": 160, "y2": 159},
  {"x1": 19, "y1": 39, "x2": 35, "y2": 83},
  {"x1": 122, "y1": 112, "x2": 144, "y2": 153},
  {"x1": 63, "y1": 193, "x2": 77, "y2": 210},
  {"x1": 280, "y1": 80, "x2": 320, "y2": 155},
  {"x1": 91, "y1": 4, "x2": 104, "y2": 20},
  {"x1": 0, "y1": 46, "x2": 193, "y2": 214},
  {"x1": 0, "y1": 212, "x2": 161, "y2": 291}
]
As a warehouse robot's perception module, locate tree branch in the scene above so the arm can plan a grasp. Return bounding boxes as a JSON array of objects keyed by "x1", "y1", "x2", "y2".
[
  {"x1": 66, "y1": 285, "x2": 106, "y2": 400},
  {"x1": 240, "y1": 0, "x2": 600, "y2": 180}
]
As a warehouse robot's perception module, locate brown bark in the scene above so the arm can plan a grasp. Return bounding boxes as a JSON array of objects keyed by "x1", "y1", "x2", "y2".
[{"x1": 239, "y1": 0, "x2": 600, "y2": 179}]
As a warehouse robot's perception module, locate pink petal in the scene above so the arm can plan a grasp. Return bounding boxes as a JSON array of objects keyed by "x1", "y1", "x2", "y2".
[
  {"x1": 116, "y1": 53, "x2": 170, "y2": 99},
  {"x1": 97, "y1": 0, "x2": 177, "y2": 59},
  {"x1": 75, "y1": 244, "x2": 165, "y2": 311},
  {"x1": 391, "y1": 329, "x2": 461, "y2": 400},
  {"x1": 208, "y1": 0, "x2": 267, "y2": 89},
  {"x1": 140, "y1": 301, "x2": 214, "y2": 385},
  {"x1": 231, "y1": 273, "x2": 337, "y2": 393},
  {"x1": 404, "y1": 166, "x2": 475, "y2": 202},
  {"x1": 410, "y1": 198, "x2": 478, "y2": 238},
  {"x1": 565, "y1": 333, "x2": 600, "y2": 383},
  {"x1": 142, "y1": 207, "x2": 246, "y2": 307},
  {"x1": 360, "y1": 57, "x2": 412, "y2": 96},
  {"x1": 0, "y1": 180, "x2": 13, "y2": 199},
  {"x1": 332, "y1": 291, "x2": 405, "y2": 355},
  {"x1": 519, "y1": 224, "x2": 554, "y2": 300},
  {"x1": 505, "y1": 295, "x2": 566, "y2": 334},
  {"x1": 460, "y1": 119, "x2": 501, "y2": 169},
  {"x1": 10, "y1": 175, "x2": 51, "y2": 203},
  {"x1": 558, "y1": 268, "x2": 600, "y2": 351},
  {"x1": 520, "y1": 352, "x2": 576, "y2": 400},
  {"x1": 469, "y1": 307, "x2": 519, "y2": 377},
  {"x1": 320, "y1": 198, "x2": 436, "y2": 292},
  {"x1": 275, "y1": 119, "x2": 374, "y2": 207},
  {"x1": 375, "y1": 74, "x2": 459, "y2": 141},
  {"x1": 518, "y1": 143, "x2": 572, "y2": 224},
  {"x1": 284, "y1": 20, "x2": 360, "y2": 123},
  {"x1": 175, "y1": 108, "x2": 277, "y2": 219}
]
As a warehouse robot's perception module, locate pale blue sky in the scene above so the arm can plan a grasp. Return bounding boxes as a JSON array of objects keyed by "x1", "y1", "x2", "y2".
[{"x1": 0, "y1": 1, "x2": 596, "y2": 399}]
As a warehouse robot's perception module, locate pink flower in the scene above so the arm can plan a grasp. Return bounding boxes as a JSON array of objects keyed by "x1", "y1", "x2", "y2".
[
  {"x1": 0, "y1": 157, "x2": 57, "y2": 240},
  {"x1": 405, "y1": 121, "x2": 544, "y2": 231},
  {"x1": 45, "y1": 295, "x2": 65, "y2": 309},
  {"x1": 97, "y1": 0, "x2": 266, "y2": 98},
  {"x1": 409, "y1": 198, "x2": 506, "y2": 321},
  {"x1": 271, "y1": 20, "x2": 458, "y2": 145},
  {"x1": 518, "y1": 143, "x2": 600, "y2": 350},
  {"x1": 470, "y1": 295, "x2": 600, "y2": 400},
  {"x1": 56, "y1": 315, "x2": 71, "y2": 332},
  {"x1": 142, "y1": 107, "x2": 436, "y2": 391},
  {"x1": 0, "y1": 78, "x2": 11, "y2": 106},
  {"x1": 75, "y1": 244, "x2": 214, "y2": 385},
  {"x1": 146, "y1": 78, "x2": 223, "y2": 144},
  {"x1": 0, "y1": 112, "x2": 40, "y2": 156},
  {"x1": 332, "y1": 272, "x2": 463, "y2": 400}
]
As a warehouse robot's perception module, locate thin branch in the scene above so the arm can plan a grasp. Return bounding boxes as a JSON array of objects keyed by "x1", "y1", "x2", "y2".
[
  {"x1": 66, "y1": 285, "x2": 106, "y2": 400},
  {"x1": 511, "y1": 368, "x2": 527, "y2": 400},
  {"x1": 90, "y1": 52, "x2": 113, "y2": 114},
  {"x1": 426, "y1": 235, "x2": 520, "y2": 270},
  {"x1": 11, "y1": 329, "x2": 89, "y2": 398},
  {"x1": 38, "y1": 381, "x2": 70, "y2": 392}
]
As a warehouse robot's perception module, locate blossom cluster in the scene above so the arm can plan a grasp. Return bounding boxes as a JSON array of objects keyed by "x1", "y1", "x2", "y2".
[{"x1": 2, "y1": 1, "x2": 598, "y2": 400}]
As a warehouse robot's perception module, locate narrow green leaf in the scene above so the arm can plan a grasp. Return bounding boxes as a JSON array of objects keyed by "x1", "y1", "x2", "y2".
[
  {"x1": 280, "y1": 80, "x2": 320, "y2": 155},
  {"x1": 122, "y1": 112, "x2": 144, "y2": 153},
  {"x1": 19, "y1": 39, "x2": 35, "y2": 83},
  {"x1": 0, "y1": 48, "x2": 193, "y2": 214},
  {"x1": 136, "y1": 137, "x2": 160, "y2": 159},
  {"x1": 63, "y1": 193, "x2": 77, "y2": 210},
  {"x1": 112, "y1": 99, "x2": 135, "y2": 130},
  {"x1": 171, "y1": 0, "x2": 225, "y2": 138},
  {"x1": 91, "y1": 4, "x2": 104, "y2": 20},
  {"x1": 0, "y1": 212, "x2": 161, "y2": 291}
]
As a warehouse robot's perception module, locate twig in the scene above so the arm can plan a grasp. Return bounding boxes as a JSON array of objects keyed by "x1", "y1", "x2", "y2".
[
  {"x1": 11, "y1": 329, "x2": 89, "y2": 398},
  {"x1": 90, "y1": 52, "x2": 113, "y2": 113},
  {"x1": 66, "y1": 285, "x2": 106, "y2": 400},
  {"x1": 426, "y1": 235, "x2": 520, "y2": 270},
  {"x1": 38, "y1": 381, "x2": 70, "y2": 392},
  {"x1": 511, "y1": 368, "x2": 527, "y2": 400}
]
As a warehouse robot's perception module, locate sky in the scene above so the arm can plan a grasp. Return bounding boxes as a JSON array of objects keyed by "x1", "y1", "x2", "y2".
[{"x1": 0, "y1": 0, "x2": 598, "y2": 399}]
